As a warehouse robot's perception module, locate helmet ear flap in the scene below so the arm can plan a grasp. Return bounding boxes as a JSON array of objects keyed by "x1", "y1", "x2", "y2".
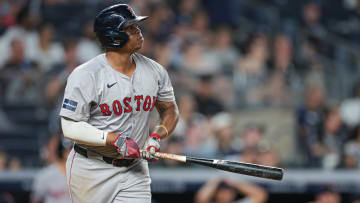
[
  {"x1": 111, "y1": 31, "x2": 129, "y2": 48},
  {"x1": 98, "y1": 29, "x2": 129, "y2": 49}
]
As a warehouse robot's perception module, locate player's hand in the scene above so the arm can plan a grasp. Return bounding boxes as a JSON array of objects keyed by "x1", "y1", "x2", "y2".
[
  {"x1": 142, "y1": 133, "x2": 160, "y2": 162},
  {"x1": 112, "y1": 134, "x2": 140, "y2": 159}
]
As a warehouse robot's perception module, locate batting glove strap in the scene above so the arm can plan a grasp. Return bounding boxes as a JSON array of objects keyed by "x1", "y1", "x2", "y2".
[
  {"x1": 142, "y1": 133, "x2": 161, "y2": 162},
  {"x1": 146, "y1": 133, "x2": 161, "y2": 152},
  {"x1": 112, "y1": 134, "x2": 140, "y2": 158}
]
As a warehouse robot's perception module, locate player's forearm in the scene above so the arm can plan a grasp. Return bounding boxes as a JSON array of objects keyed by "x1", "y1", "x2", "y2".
[
  {"x1": 154, "y1": 100, "x2": 179, "y2": 139},
  {"x1": 61, "y1": 117, "x2": 108, "y2": 146}
]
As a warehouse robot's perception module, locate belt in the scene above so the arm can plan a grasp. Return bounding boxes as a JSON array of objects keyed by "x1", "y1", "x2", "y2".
[{"x1": 74, "y1": 144, "x2": 135, "y2": 167}]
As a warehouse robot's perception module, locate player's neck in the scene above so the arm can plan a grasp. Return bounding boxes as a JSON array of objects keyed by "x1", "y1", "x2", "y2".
[{"x1": 105, "y1": 51, "x2": 135, "y2": 77}]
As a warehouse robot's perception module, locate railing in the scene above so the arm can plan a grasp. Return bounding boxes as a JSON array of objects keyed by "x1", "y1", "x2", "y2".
[{"x1": 2, "y1": 168, "x2": 360, "y2": 193}]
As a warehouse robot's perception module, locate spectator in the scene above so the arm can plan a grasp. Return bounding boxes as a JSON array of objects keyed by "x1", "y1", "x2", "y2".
[
  {"x1": 180, "y1": 37, "x2": 219, "y2": 75},
  {"x1": 344, "y1": 125, "x2": 360, "y2": 168},
  {"x1": 152, "y1": 40, "x2": 175, "y2": 69},
  {"x1": 172, "y1": 92, "x2": 203, "y2": 137},
  {"x1": 194, "y1": 178, "x2": 268, "y2": 203},
  {"x1": 44, "y1": 39, "x2": 79, "y2": 107},
  {"x1": 189, "y1": 10, "x2": 210, "y2": 39},
  {"x1": 321, "y1": 107, "x2": 348, "y2": 170},
  {"x1": 207, "y1": 26, "x2": 239, "y2": 108},
  {"x1": 171, "y1": 93, "x2": 215, "y2": 158},
  {"x1": 0, "y1": 192, "x2": 14, "y2": 203},
  {"x1": 0, "y1": 0, "x2": 21, "y2": 35},
  {"x1": 311, "y1": 188, "x2": 341, "y2": 203},
  {"x1": 76, "y1": 20, "x2": 101, "y2": 63},
  {"x1": 239, "y1": 123, "x2": 266, "y2": 152},
  {"x1": 1, "y1": 38, "x2": 41, "y2": 104},
  {"x1": 296, "y1": 85, "x2": 328, "y2": 167},
  {"x1": 31, "y1": 134, "x2": 72, "y2": 203},
  {"x1": 145, "y1": 2, "x2": 175, "y2": 40},
  {"x1": 340, "y1": 81, "x2": 360, "y2": 128},
  {"x1": 0, "y1": 3, "x2": 39, "y2": 67},
  {"x1": 174, "y1": 0, "x2": 199, "y2": 25},
  {"x1": 208, "y1": 26, "x2": 240, "y2": 76},
  {"x1": 8, "y1": 157, "x2": 21, "y2": 172},
  {"x1": 207, "y1": 112, "x2": 241, "y2": 158},
  {"x1": 300, "y1": 1, "x2": 329, "y2": 57},
  {"x1": 264, "y1": 34, "x2": 303, "y2": 107},
  {"x1": 226, "y1": 123, "x2": 279, "y2": 166},
  {"x1": 193, "y1": 74, "x2": 224, "y2": 117},
  {"x1": 0, "y1": 151, "x2": 7, "y2": 171},
  {"x1": 257, "y1": 143, "x2": 280, "y2": 167},
  {"x1": 32, "y1": 23, "x2": 64, "y2": 72},
  {"x1": 234, "y1": 34, "x2": 269, "y2": 108}
]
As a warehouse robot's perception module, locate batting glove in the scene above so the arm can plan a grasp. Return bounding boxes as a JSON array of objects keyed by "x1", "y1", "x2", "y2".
[
  {"x1": 112, "y1": 134, "x2": 140, "y2": 159},
  {"x1": 142, "y1": 133, "x2": 160, "y2": 162}
]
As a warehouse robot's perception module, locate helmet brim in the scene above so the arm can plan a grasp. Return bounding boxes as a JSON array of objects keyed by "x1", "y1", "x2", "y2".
[{"x1": 124, "y1": 16, "x2": 148, "y2": 27}]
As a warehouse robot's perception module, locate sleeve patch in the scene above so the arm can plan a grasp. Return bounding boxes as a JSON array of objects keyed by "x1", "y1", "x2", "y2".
[{"x1": 62, "y1": 98, "x2": 78, "y2": 112}]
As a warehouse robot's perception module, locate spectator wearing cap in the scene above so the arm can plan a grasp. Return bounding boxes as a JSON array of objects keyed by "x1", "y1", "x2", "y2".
[{"x1": 193, "y1": 74, "x2": 224, "y2": 117}]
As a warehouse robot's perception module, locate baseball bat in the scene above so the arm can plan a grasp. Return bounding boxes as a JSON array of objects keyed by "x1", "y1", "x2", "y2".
[{"x1": 153, "y1": 152, "x2": 284, "y2": 181}]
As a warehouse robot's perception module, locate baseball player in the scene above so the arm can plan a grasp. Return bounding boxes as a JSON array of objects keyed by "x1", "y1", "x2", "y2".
[{"x1": 59, "y1": 4, "x2": 179, "y2": 203}]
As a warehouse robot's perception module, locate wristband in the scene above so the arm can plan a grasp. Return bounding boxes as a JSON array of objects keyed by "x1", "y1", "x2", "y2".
[{"x1": 155, "y1": 125, "x2": 168, "y2": 137}]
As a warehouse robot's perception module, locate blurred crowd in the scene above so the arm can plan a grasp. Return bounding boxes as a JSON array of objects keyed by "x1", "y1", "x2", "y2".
[{"x1": 0, "y1": 0, "x2": 359, "y2": 173}]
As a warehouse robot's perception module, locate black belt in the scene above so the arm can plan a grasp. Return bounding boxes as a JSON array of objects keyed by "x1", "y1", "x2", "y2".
[{"x1": 74, "y1": 144, "x2": 135, "y2": 167}]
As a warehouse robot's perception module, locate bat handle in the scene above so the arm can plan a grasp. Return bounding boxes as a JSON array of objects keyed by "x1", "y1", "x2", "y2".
[{"x1": 153, "y1": 152, "x2": 187, "y2": 162}]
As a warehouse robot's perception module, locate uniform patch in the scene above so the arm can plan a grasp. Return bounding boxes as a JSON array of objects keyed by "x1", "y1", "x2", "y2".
[{"x1": 63, "y1": 98, "x2": 78, "y2": 112}]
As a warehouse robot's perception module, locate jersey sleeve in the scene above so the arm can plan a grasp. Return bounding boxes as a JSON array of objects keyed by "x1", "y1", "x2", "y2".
[
  {"x1": 59, "y1": 68, "x2": 96, "y2": 121},
  {"x1": 157, "y1": 66, "x2": 175, "y2": 102}
]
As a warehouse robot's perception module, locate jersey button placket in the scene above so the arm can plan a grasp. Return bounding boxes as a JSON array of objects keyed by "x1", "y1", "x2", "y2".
[{"x1": 129, "y1": 76, "x2": 136, "y2": 136}]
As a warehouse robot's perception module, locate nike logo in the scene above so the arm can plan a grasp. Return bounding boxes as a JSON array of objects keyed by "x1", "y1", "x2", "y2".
[{"x1": 107, "y1": 82, "x2": 117, "y2": 88}]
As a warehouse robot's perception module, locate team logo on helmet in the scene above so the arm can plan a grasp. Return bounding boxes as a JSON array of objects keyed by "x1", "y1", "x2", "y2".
[{"x1": 127, "y1": 7, "x2": 136, "y2": 17}]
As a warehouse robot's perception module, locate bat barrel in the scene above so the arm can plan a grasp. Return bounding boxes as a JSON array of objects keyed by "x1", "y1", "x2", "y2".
[{"x1": 187, "y1": 157, "x2": 283, "y2": 181}]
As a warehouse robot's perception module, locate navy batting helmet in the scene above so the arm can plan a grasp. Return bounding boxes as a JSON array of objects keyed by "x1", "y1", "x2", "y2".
[{"x1": 94, "y1": 4, "x2": 148, "y2": 49}]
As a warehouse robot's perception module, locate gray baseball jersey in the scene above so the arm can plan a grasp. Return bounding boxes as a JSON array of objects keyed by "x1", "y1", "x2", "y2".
[
  {"x1": 60, "y1": 53, "x2": 175, "y2": 203},
  {"x1": 59, "y1": 53, "x2": 175, "y2": 157},
  {"x1": 31, "y1": 164, "x2": 71, "y2": 203}
]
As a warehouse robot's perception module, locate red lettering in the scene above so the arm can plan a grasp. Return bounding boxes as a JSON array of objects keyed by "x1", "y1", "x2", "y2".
[
  {"x1": 123, "y1": 97, "x2": 132, "y2": 113},
  {"x1": 112, "y1": 100, "x2": 122, "y2": 115},
  {"x1": 150, "y1": 96, "x2": 156, "y2": 111},
  {"x1": 99, "y1": 104, "x2": 111, "y2": 116},
  {"x1": 134, "y1": 95, "x2": 143, "y2": 111},
  {"x1": 143, "y1": 96, "x2": 151, "y2": 111}
]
